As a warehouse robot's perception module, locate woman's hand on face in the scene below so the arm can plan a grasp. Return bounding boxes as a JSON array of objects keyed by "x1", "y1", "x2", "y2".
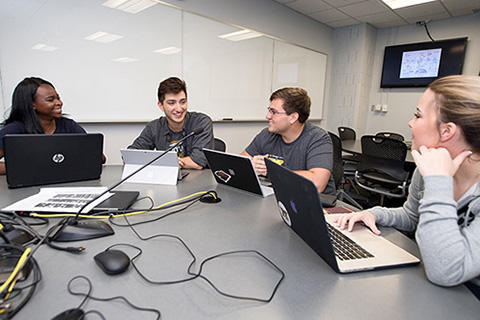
[
  {"x1": 411, "y1": 146, "x2": 472, "y2": 177},
  {"x1": 333, "y1": 210, "x2": 381, "y2": 235}
]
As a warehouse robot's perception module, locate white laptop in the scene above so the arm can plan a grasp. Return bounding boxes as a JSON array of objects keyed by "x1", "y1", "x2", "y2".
[
  {"x1": 120, "y1": 149, "x2": 180, "y2": 185},
  {"x1": 203, "y1": 149, "x2": 274, "y2": 197},
  {"x1": 266, "y1": 159, "x2": 420, "y2": 273}
]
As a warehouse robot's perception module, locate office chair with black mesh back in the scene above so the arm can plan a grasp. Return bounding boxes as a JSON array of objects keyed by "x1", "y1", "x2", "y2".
[
  {"x1": 376, "y1": 132, "x2": 405, "y2": 141},
  {"x1": 338, "y1": 127, "x2": 361, "y2": 163},
  {"x1": 328, "y1": 132, "x2": 363, "y2": 209},
  {"x1": 213, "y1": 137, "x2": 226, "y2": 152},
  {"x1": 338, "y1": 127, "x2": 356, "y2": 141},
  {"x1": 354, "y1": 135, "x2": 409, "y2": 206}
]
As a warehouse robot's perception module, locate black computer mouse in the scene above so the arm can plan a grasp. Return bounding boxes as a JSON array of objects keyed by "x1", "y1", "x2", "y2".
[
  {"x1": 94, "y1": 249, "x2": 130, "y2": 275},
  {"x1": 51, "y1": 308, "x2": 84, "y2": 320}
]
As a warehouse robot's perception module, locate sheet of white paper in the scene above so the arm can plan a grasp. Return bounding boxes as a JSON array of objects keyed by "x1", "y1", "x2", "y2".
[{"x1": 2, "y1": 187, "x2": 112, "y2": 213}]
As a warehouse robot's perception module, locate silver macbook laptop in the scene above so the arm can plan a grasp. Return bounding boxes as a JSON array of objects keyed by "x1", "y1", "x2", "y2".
[
  {"x1": 265, "y1": 159, "x2": 419, "y2": 273},
  {"x1": 3, "y1": 134, "x2": 103, "y2": 189},
  {"x1": 203, "y1": 149, "x2": 274, "y2": 197}
]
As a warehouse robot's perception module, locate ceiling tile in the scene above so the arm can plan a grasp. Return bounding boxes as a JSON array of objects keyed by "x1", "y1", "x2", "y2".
[
  {"x1": 403, "y1": 11, "x2": 451, "y2": 23},
  {"x1": 309, "y1": 8, "x2": 351, "y2": 21},
  {"x1": 449, "y1": 8, "x2": 480, "y2": 16},
  {"x1": 340, "y1": 0, "x2": 390, "y2": 17},
  {"x1": 286, "y1": 0, "x2": 332, "y2": 13},
  {"x1": 323, "y1": 0, "x2": 366, "y2": 8},
  {"x1": 440, "y1": 0, "x2": 480, "y2": 12},
  {"x1": 327, "y1": 17, "x2": 361, "y2": 26},
  {"x1": 358, "y1": 11, "x2": 406, "y2": 24},
  {"x1": 394, "y1": 2, "x2": 447, "y2": 18},
  {"x1": 272, "y1": 0, "x2": 478, "y2": 28}
]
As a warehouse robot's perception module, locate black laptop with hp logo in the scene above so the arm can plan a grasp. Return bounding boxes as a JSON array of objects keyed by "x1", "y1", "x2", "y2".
[{"x1": 3, "y1": 134, "x2": 103, "y2": 188}]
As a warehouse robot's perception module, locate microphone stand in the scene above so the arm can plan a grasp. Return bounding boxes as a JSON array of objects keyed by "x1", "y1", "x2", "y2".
[{"x1": 51, "y1": 129, "x2": 200, "y2": 242}]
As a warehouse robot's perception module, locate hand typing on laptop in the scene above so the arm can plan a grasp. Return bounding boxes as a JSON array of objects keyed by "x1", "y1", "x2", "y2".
[{"x1": 334, "y1": 211, "x2": 381, "y2": 235}]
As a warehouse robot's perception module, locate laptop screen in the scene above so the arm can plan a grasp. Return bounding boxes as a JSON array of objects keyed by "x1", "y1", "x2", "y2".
[{"x1": 3, "y1": 133, "x2": 103, "y2": 188}]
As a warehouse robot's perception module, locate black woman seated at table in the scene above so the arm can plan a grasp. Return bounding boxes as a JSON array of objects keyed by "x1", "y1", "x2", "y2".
[
  {"x1": 336, "y1": 75, "x2": 480, "y2": 299},
  {"x1": 0, "y1": 77, "x2": 104, "y2": 175}
]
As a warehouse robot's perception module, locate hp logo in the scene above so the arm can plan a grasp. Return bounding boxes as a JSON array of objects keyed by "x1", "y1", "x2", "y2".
[{"x1": 52, "y1": 153, "x2": 65, "y2": 164}]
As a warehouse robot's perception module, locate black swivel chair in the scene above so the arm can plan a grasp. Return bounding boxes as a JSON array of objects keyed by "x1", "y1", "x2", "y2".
[
  {"x1": 213, "y1": 137, "x2": 226, "y2": 152},
  {"x1": 354, "y1": 135, "x2": 409, "y2": 206},
  {"x1": 338, "y1": 127, "x2": 361, "y2": 163},
  {"x1": 328, "y1": 132, "x2": 363, "y2": 209},
  {"x1": 338, "y1": 127, "x2": 356, "y2": 141},
  {"x1": 376, "y1": 132, "x2": 405, "y2": 141}
]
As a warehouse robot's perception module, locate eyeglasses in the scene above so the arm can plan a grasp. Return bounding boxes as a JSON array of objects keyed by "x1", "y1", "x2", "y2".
[{"x1": 267, "y1": 107, "x2": 287, "y2": 116}]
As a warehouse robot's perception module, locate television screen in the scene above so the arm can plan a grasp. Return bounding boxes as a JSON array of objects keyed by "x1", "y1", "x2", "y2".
[{"x1": 380, "y1": 37, "x2": 468, "y2": 88}]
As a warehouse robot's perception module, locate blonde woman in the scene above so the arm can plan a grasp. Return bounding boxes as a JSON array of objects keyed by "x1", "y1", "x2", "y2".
[{"x1": 336, "y1": 75, "x2": 480, "y2": 298}]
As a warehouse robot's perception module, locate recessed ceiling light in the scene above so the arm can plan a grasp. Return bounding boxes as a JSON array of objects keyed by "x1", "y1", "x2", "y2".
[
  {"x1": 218, "y1": 29, "x2": 263, "y2": 42},
  {"x1": 85, "y1": 31, "x2": 123, "y2": 43},
  {"x1": 153, "y1": 47, "x2": 182, "y2": 54},
  {"x1": 32, "y1": 43, "x2": 58, "y2": 51},
  {"x1": 381, "y1": 0, "x2": 436, "y2": 10},
  {"x1": 113, "y1": 57, "x2": 138, "y2": 62},
  {"x1": 102, "y1": 0, "x2": 157, "y2": 14}
]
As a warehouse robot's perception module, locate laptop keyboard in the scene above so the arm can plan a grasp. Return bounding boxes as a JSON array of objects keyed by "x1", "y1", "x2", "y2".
[{"x1": 327, "y1": 224, "x2": 374, "y2": 260}]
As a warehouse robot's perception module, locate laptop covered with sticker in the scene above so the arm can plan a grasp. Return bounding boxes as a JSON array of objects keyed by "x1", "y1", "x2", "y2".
[{"x1": 203, "y1": 148, "x2": 273, "y2": 197}]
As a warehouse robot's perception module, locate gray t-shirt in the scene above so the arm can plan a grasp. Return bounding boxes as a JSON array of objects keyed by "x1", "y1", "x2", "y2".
[
  {"x1": 245, "y1": 123, "x2": 336, "y2": 195},
  {"x1": 128, "y1": 111, "x2": 214, "y2": 167}
]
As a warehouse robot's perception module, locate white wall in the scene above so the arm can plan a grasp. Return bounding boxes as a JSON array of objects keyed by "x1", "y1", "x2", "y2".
[
  {"x1": 326, "y1": 23, "x2": 376, "y2": 135},
  {"x1": 365, "y1": 13, "x2": 480, "y2": 139},
  {"x1": 83, "y1": 0, "x2": 333, "y2": 164}
]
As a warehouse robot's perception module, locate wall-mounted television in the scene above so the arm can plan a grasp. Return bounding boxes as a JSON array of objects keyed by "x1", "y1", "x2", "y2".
[{"x1": 380, "y1": 37, "x2": 468, "y2": 88}]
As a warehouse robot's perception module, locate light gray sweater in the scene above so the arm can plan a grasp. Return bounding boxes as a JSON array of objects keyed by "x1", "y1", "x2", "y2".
[{"x1": 370, "y1": 168, "x2": 480, "y2": 288}]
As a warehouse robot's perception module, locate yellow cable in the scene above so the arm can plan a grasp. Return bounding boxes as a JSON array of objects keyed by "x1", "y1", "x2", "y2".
[
  {"x1": 4, "y1": 274, "x2": 20, "y2": 299},
  {"x1": 0, "y1": 248, "x2": 31, "y2": 295},
  {"x1": 29, "y1": 191, "x2": 213, "y2": 219}
]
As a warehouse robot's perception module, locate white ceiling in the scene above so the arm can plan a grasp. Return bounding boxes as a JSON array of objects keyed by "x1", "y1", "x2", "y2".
[{"x1": 273, "y1": 0, "x2": 480, "y2": 28}]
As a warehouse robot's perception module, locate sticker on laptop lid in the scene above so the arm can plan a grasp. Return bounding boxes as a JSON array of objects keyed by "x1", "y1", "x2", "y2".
[
  {"x1": 214, "y1": 170, "x2": 231, "y2": 183},
  {"x1": 277, "y1": 201, "x2": 291, "y2": 226}
]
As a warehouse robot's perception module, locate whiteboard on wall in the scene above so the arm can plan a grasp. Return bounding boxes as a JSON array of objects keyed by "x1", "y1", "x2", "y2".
[
  {"x1": 0, "y1": 0, "x2": 327, "y2": 122},
  {"x1": 183, "y1": 12, "x2": 274, "y2": 121},
  {"x1": 272, "y1": 41, "x2": 327, "y2": 120},
  {"x1": 0, "y1": 0, "x2": 181, "y2": 122}
]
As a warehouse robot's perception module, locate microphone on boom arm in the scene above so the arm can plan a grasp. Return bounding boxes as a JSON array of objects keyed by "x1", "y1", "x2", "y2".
[{"x1": 51, "y1": 127, "x2": 204, "y2": 242}]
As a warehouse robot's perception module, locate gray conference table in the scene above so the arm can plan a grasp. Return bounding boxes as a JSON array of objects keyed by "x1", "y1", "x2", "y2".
[
  {"x1": 342, "y1": 139, "x2": 415, "y2": 163},
  {"x1": 1, "y1": 166, "x2": 479, "y2": 319}
]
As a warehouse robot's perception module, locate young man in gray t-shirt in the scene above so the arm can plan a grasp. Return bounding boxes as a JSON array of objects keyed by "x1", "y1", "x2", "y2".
[
  {"x1": 129, "y1": 77, "x2": 214, "y2": 169},
  {"x1": 241, "y1": 87, "x2": 336, "y2": 195}
]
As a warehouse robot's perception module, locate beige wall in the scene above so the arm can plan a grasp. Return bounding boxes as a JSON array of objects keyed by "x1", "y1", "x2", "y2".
[
  {"x1": 365, "y1": 13, "x2": 480, "y2": 139},
  {"x1": 327, "y1": 12, "x2": 480, "y2": 139}
]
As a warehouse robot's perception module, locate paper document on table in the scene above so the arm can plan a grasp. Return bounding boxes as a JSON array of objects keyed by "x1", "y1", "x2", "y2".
[{"x1": 2, "y1": 187, "x2": 112, "y2": 213}]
